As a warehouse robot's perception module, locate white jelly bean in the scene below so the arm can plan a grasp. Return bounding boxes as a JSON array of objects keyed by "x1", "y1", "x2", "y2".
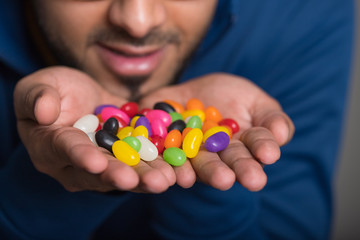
[
  {"x1": 136, "y1": 136, "x2": 158, "y2": 161},
  {"x1": 73, "y1": 114, "x2": 99, "y2": 134},
  {"x1": 87, "y1": 132, "x2": 98, "y2": 146}
]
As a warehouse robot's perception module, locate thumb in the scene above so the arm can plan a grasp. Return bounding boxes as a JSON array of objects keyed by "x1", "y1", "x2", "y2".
[{"x1": 14, "y1": 75, "x2": 61, "y2": 126}]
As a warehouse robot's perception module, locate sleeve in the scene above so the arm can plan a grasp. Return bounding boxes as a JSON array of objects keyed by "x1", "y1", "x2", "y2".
[{"x1": 153, "y1": 1, "x2": 355, "y2": 239}]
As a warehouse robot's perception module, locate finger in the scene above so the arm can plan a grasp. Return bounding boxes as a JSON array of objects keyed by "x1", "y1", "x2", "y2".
[
  {"x1": 173, "y1": 160, "x2": 197, "y2": 189},
  {"x1": 132, "y1": 160, "x2": 172, "y2": 193},
  {"x1": 46, "y1": 126, "x2": 109, "y2": 174},
  {"x1": 146, "y1": 157, "x2": 177, "y2": 187},
  {"x1": 14, "y1": 82, "x2": 61, "y2": 125},
  {"x1": 100, "y1": 158, "x2": 140, "y2": 191},
  {"x1": 240, "y1": 127, "x2": 281, "y2": 165},
  {"x1": 218, "y1": 139, "x2": 267, "y2": 192},
  {"x1": 253, "y1": 108, "x2": 295, "y2": 146},
  {"x1": 190, "y1": 148, "x2": 235, "y2": 191}
]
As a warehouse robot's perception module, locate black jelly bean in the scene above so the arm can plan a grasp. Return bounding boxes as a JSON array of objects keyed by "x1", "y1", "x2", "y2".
[
  {"x1": 95, "y1": 130, "x2": 119, "y2": 153},
  {"x1": 167, "y1": 119, "x2": 186, "y2": 133},
  {"x1": 154, "y1": 102, "x2": 175, "y2": 113},
  {"x1": 103, "y1": 117, "x2": 119, "y2": 135}
]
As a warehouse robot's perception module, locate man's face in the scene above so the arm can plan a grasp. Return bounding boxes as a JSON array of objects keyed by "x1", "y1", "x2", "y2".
[{"x1": 31, "y1": 0, "x2": 217, "y2": 100}]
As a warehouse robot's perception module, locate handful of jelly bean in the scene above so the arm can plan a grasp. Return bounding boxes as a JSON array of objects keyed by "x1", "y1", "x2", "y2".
[{"x1": 73, "y1": 98, "x2": 240, "y2": 167}]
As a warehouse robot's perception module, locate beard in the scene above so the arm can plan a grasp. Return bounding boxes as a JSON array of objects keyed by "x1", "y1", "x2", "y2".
[{"x1": 29, "y1": 1, "x2": 209, "y2": 100}]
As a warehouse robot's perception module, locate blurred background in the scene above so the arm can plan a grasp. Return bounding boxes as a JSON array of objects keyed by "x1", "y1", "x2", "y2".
[{"x1": 332, "y1": 2, "x2": 360, "y2": 239}]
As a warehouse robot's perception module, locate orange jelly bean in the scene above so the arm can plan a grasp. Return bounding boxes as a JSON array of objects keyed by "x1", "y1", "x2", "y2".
[
  {"x1": 164, "y1": 99, "x2": 185, "y2": 113},
  {"x1": 181, "y1": 127, "x2": 192, "y2": 142},
  {"x1": 186, "y1": 98, "x2": 204, "y2": 111},
  {"x1": 201, "y1": 120, "x2": 219, "y2": 134},
  {"x1": 204, "y1": 106, "x2": 223, "y2": 123},
  {"x1": 164, "y1": 129, "x2": 182, "y2": 149}
]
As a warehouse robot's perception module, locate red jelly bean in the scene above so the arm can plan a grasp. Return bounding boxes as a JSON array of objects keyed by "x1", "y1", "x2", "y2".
[
  {"x1": 218, "y1": 118, "x2": 240, "y2": 134},
  {"x1": 112, "y1": 116, "x2": 128, "y2": 130},
  {"x1": 139, "y1": 108, "x2": 152, "y2": 116},
  {"x1": 150, "y1": 135, "x2": 165, "y2": 154},
  {"x1": 120, "y1": 102, "x2": 139, "y2": 118}
]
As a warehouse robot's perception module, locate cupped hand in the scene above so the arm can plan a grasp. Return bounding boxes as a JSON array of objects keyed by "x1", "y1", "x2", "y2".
[
  {"x1": 14, "y1": 66, "x2": 176, "y2": 193},
  {"x1": 139, "y1": 73, "x2": 295, "y2": 191}
]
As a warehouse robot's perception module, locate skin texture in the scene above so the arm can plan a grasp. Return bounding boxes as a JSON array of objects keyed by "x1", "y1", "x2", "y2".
[{"x1": 14, "y1": 1, "x2": 295, "y2": 193}]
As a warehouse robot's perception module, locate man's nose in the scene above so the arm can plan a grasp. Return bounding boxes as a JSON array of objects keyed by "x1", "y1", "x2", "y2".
[{"x1": 108, "y1": 0, "x2": 166, "y2": 39}]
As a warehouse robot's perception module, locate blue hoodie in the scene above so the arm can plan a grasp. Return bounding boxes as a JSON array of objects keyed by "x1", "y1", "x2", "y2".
[{"x1": 0, "y1": 0, "x2": 354, "y2": 239}]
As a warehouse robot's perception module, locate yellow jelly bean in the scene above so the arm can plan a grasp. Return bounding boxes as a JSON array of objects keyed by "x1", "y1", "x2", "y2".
[
  {"x1": 181, "y1": 110, "x2": 205, "y2": 123},
  {"x1": 132, "y1": 125, "x2": 149, "y2": 138},
  {"x1": 117, "y1": 126, "x2": 134, "y2": 140},
  {"x1": 112, "y1": 140, "x2": 140, "y2": 166},
  {"x1": 182, "y1": 128, "x2": 203, "y2": 158},
  {"x1": 203, "y1": 126, "x2": 230, "y2": 143},
  {"x1": 130, "y1": 116, "x2": 140, "y2": 128}
]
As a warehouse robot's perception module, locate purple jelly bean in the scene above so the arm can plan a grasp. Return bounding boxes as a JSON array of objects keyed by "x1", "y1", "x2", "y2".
[
  {"x1": 135, "y1": 116, "x2": 153, "y2": 137},
  {"x1": 204, "y1": 131, "x2": 230, "y2": 152},
  {"x1": 94, "y1": 104, "x2": 118, "y2": 115}
]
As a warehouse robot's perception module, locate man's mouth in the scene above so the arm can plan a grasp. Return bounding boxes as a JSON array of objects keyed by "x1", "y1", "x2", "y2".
[{"x1": 96, "y1": 42, "x2": 166, "y2": 77}]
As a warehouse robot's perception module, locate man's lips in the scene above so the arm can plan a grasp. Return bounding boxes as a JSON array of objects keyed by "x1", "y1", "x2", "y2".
[{"x1": 96, "y1": 43, "x2": 166, "y2": 76}]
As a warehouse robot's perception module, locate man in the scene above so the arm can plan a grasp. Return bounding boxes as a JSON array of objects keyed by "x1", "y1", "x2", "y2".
[{"x1": 0, "y1": 0, "x2": 354, "y2": 239}]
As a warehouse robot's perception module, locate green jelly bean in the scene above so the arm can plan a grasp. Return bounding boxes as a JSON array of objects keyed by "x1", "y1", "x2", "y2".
[
  {"x1": 170, "y1": 112, "x2": 183, "y2": 122},
  {"x1": 186, "y1": 115, "x2": 202, "y2": 129},
  {"x1": 123, "y1": 136, "x2": 141, "y2": 152},
  {"x1": 163, "y1": 147, "x2": 187, "y2": 166}
]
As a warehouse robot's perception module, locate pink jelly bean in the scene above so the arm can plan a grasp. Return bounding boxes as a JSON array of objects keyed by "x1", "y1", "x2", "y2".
[
  {"x1": 146, "y1": 110, "x2": 172, "y2": 127},
  {"x1": 101, "y1": 107, "x2": 130, "y2": 125},
  {"x1": 151, "y1": 119, "x2": 168, "y2": 139}
]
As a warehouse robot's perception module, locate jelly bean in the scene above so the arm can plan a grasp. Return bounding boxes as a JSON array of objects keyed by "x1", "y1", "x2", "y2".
[
  {"x1": 130, "y1": 116, "x2": 140, "y2": 128},
  {"x1": 151, "y1": 119, "x2": 168, "y2": 139},
  {"x1": 182, "y1": 128, "x2": 203, "y2": 158},
  {"x1": 139, "y1": 108, "x2": 151, "y2": 116},
  {"x1": 117, "y1": 126, "x2": 134, "y2": 140},
  {"x1": 132, "y1": 125, "x2": 149, "y2": 138},
  {"x1": 102, "y1": 117, "x2": 119, "y2": 135},
  {"x1": 164, "y1": 130, "x2": 182, "y2": 149},
  {"x1": 136, "y1": 136, "x2": 158, "y2": 161},
  {"x1": 169, "y1": 112, "x2": 183, "y2": 122},
  {"x1": 94, "y1": 104, "x2": 118, "y2": 115},
  {"x1": 222, "y1": 125, "x2": 233, "y2": 139},
  {"x1": 204, "y1": 131, "x2": 230, "y2": 152},
  {"x1": 95, "y1": 122, "x2": 102, "y2": 132},
  {"x1": 186, "y1": 98, "x2": 204, "y2": 111},
  {"x1": 167, "y1": 119, "x2": 186, "y2": 133},
  {"x1": 201, "y1": 120, "x2": 218, "y2": 134},
  {"x1": 163, "y1": 99, "x2": 185, "y2": 113},
  {"x1": 95, "y1": 130, "x2": 119, "y2": 153},
  {"x1": 96, "y1": 114, "x2": 103, "y2": 123},
  {"x1": 112, "y1": 116, "x2": 128, "y2": 130},
  {"x1": 146, "y1": 109, "x2": 172, "y2": 127},
  {"x1": 120, "y1": 102, "x2": 138, "y2": 118},
  {"x1": 122, "y1": 136, "x2": 141, "y2": 152},
  {"x1": 150, "y1": 135, "x2": 165, "y2": 154},
  {"x1": 218, "y1": 118, "x2": 240, "y2": 134},
  {"x1": 154, "y1": 102, "x2": 175, "y2": 113},
  {"x1": 87, "y1": 132, "x2": 98, "y2": 146},
  {"x1": 163, "y1": 147, "x2": 187, "y2": 166},
  {"x1": 134, "y1": 116, "x2": 152, "y2": 137},
  {"x1": 112, "y1": 140, "x2": 140, "y2": 166},
  {"x1": 204, "y1": 106, "x2": 223, "y2": 123},
  {"x1": 73, "y1": 114, "x2": 99, "y2": 134},
  {"x1": 203, "y1": 126, "x2": 230, "y2": 143},
  {"x1": 181, "y1": 127, "x2": 192, "y2": 141},
  {"x1": 186, "y1": 115, "x2": 202, "y2": 129},
  {"x1": 181, "y1": 110, "x2": 205, "y2": 122},
  {"x1": 101, "y1": 107, "x2": 130, "y2": 125}
]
